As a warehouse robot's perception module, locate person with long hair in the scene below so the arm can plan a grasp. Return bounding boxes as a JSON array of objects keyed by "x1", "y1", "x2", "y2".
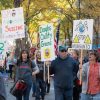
[
  {"x1": 80, "y1": 50, "x2": 100, "y2": 100},
  {"x1": 35, "y1": 50, "x2": 47, "y2": 100},
  {"x1": 15, "y1": 49, "x2": 39, "y2": 100}
]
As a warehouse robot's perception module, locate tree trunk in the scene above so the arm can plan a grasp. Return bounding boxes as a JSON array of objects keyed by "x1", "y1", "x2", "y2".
[{"x1": 14, "y1": 0, "x2": 21, "y2": 7}]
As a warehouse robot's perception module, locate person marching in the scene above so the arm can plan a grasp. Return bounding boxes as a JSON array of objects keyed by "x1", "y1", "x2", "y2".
[
  {"x1": 50, "y1": 45, "x2": 78, "y2": 100},
  {"x1": 15, "y1": 49, "x2": 39, "y2": 100},
  {"x1": 80, "y1": 50, "x2": 100, "y2": 100},
  {"x1": 29, "y1": 47, "x2": 37, "y2": 97},
  {"x1": 35, "y1": 50, "x2": 47, "y2": 100},
  {"x1": 72, "y1": 50, "x2": 81, "y2": 100}
]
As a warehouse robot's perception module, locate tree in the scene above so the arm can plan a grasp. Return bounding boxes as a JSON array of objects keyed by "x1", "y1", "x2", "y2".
[{"x1": 0, "y1": 0, "x2": 100, "y2": 47}]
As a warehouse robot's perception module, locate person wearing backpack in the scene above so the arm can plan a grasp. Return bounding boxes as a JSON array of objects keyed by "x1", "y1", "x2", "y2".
[{"x1": 15, "y1": 49, "x2": 39, "y2": 100}]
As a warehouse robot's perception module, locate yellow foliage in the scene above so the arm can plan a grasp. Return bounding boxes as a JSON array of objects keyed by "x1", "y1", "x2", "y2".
[{"x1": 0, "y1": 0, "x2": 100, "y2": 45}]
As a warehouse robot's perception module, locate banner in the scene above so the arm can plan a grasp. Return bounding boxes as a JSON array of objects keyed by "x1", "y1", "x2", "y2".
[
  {"x1": 39, "y1": 23, "x2": 55, "y2": 61},
  {"x1": 1, "y1": 7, "x2": 25, "y2": 40},
  {"x1": 72, "y1": 19, "x2": 93, "y2": 50}
]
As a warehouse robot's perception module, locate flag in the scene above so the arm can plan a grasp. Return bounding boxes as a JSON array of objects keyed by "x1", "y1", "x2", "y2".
[
  {"x1": 54, "y1": 38, "x2": 58, "y2": 56},
  {"x1": 56, "y1": 23, "x2": 60, "y2": 45},
  {"x1": 54, "y1": 23, "x2": 60, "y2": 56}
]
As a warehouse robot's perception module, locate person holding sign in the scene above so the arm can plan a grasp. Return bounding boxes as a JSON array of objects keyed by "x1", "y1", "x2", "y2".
[
  {"x1": 80, "y1": 50, "x2": 100, "y2": 100},
  {"x1": 50, "y1": 45, "x2": 78, "y2": 100},
  {"x1": 35, "y1": 50, "x2": 47, "y2": 100}
]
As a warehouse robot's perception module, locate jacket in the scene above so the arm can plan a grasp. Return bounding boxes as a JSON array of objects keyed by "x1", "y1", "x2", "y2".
[
  {"x1": 51, "y1": 55, "x2": 78, "y2": 89},
  {"x1": 79, "y1": 62, "x2": 100, "y2": 94}
]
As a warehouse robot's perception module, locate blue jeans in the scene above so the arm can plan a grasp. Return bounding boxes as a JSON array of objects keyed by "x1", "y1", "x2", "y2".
[
  {"x1": 81, "y1": 93, "x2": 100, "y2": 100},
  {"x1": 16, "y1": 84, "x2": 32, "y2": 100},
  {"x1": 54, "y1": 86, "x2": 73, "y2": 100}
]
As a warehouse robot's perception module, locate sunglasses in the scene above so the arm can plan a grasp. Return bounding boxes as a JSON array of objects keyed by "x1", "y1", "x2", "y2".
[{"x1": 60, "y1": 50, "x2": 67, "y2": 52}]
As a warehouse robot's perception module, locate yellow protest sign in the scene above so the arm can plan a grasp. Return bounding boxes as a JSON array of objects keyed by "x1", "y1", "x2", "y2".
[{"x1": 43, "y1": 48, "x2": 51, "y2": 59}]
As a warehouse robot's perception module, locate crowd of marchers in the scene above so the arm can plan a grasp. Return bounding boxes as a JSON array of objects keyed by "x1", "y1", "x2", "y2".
[{"x1": 0, "y1": 45, "x2": 100, "y2": 100}]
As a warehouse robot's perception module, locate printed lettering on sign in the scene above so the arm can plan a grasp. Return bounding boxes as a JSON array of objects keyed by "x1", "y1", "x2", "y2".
[
  {"x1": 1, "y1": 7, "x2": 25, "y2": 40},
  {"x1": 39, "y1": 23, "x2": 55, "y2": 61},
  {"x1": 72, "y1": 19, "x2": 93, "y2": 50}
]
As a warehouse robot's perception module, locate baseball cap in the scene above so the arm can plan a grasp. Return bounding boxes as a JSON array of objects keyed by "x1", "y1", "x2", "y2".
[{"x1": 59, "y1": 45, "x2": 67, "y2": 51}]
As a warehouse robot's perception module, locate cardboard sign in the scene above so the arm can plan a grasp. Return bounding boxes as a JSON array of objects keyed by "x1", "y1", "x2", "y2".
[
  {"x1": 1, "y1": 7, "x2": 25, "y2": 40},
  {"x1": 72, "y1": 19, "x2": 93, "y2": 50},
  {"x1": 39, "y1": 23, "x2": 55, "y2": 61}
]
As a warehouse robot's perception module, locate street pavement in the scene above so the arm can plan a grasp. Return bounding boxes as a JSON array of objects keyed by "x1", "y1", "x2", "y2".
[{"x1": 5, "y1": 79, "x2": 55, "y2": 100}]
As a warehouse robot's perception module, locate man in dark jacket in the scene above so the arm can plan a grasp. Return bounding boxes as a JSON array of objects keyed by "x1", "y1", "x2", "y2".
[{"x1": 50, "y1": 45, "x2": 78, "y2": 100}]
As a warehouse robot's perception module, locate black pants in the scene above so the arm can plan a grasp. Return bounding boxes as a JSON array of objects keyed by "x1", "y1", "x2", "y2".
[
  {"x1": 9, "y1": 65, "x2": 14, "y2": 79},
  {"x1": 35, "y1": 79, "x2": 46, "y2": 100},
  {"x1": 73, "y1": 85, "x2": 81, "y2": 100},
  {"x1": 46, "y1": 79, "x2": 50, "y2": 93}
]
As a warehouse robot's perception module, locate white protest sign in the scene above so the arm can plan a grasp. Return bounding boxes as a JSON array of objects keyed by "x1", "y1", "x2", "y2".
[
  {"x1": 1, "y1": 7, "x2": 25, "y2": 40},
  {"x1": 39, "y1": 23, "x2": 55, "y2": 61},
  {"x1": 72, "y1": 19, "x2": 93, "y2": 50}
]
